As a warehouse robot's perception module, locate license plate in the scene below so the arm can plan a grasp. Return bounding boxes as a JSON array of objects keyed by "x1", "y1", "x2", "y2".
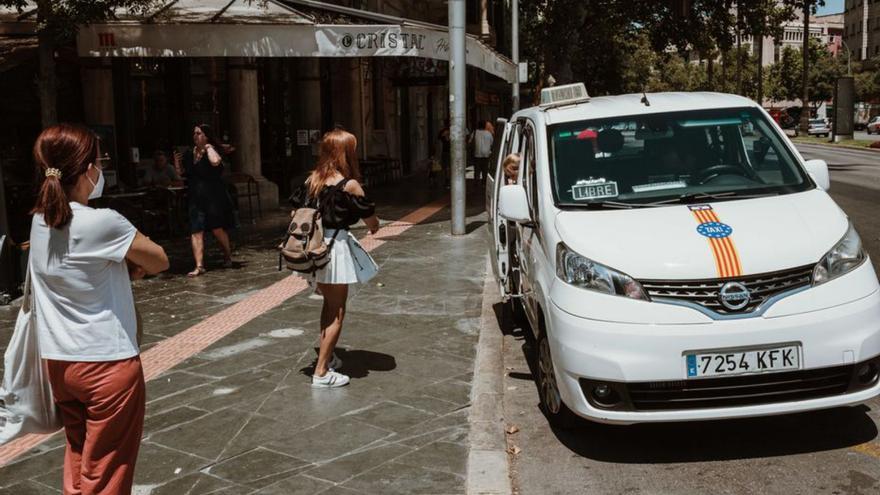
[{"x1": 685, "y1": 345, "x2": 800, "y2": 378}]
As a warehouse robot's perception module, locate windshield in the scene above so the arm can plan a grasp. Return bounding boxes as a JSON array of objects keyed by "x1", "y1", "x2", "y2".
[{"x1": 549, "y1": 107, "x2": 813, "y2": 207}]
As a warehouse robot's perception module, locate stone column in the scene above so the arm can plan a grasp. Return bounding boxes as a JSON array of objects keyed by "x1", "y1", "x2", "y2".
[
  {"x1": 228, "y1": 58, "x2": 279, "y2": 210},
  {"x1": 291, "y1": 59, "x2": 322, "y2": 179},
  {"x1": 81, "y1": 59, "x2": 115, "y2": 126}
]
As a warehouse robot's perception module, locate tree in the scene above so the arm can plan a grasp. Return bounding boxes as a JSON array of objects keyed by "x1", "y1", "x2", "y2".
[
  {"x1": 766, "y1": 46, "x2": 803, "y2": 103},
  {"x1": 765, "y1": 37, "x2": 845, "y2": 108},
  {"x1": 0, "y1": 0, "x2": 160, "y2": 128},
  {"x1": 854, "y1": 58, "x2": 880, "y2": 102},
  {"x1": 737, "y1": 0, "x2": 797, "y2": 103},
  {"x1": 779, "y1": 0, "x2": 825, "y2": 131}
]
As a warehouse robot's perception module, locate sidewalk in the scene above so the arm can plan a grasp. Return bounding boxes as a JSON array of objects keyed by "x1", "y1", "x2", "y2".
[{"x1": 0, "y1": 180, "x2": 491, "y2": 495}]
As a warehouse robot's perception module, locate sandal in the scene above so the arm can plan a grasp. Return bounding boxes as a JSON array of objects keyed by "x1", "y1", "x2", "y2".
[
  {"x1": 187, "y1": 266, "x2": 206, "y2": 278},
  {"x1": 222, "y1": 257, "x2": 234, "y2": 269}
]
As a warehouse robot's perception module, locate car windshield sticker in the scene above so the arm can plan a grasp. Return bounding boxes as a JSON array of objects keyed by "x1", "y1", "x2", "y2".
[
  {"x1": 631, "y1": 181, "x2": 687, "y2": 193},
  {"x1": 689, "y1": 205, "x2": 743, "y2": 278},
  {"x1": 570, "y1": 179, "x2": 619, "y2": 201}
]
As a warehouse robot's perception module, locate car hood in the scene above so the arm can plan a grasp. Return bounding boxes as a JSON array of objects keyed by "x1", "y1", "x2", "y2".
[{"x1": 553, "y1": 190, "x2": 848, "y2": 280}]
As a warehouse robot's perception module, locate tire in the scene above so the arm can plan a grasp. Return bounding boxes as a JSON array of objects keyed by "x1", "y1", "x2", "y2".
[{"x1": 535, "y1": 330, "x2": 580, "y2": 429}]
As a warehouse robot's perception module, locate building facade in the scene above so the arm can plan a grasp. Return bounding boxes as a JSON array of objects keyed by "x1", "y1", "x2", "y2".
[
  {"x1": 844, "y1": 0, "x2": 880, "y2": 60},
  {"x1": 0, "y1": 0, "x2": 515, "y2": 247}
]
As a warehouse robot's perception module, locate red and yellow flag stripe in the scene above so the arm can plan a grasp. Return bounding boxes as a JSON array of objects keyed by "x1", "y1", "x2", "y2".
[{"x1": 690, "y1": 206, "x2": 743, "y2": 278}]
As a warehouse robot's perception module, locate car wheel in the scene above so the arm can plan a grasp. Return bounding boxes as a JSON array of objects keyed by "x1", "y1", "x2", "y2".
[{"x1": 536, "y1": 330, "x2": 580, "y2": 429}]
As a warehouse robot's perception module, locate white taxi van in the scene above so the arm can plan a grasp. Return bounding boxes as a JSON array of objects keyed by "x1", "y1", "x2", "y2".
[{"x1": 487, "y1": 83, "x2": 880, "y2": 426}]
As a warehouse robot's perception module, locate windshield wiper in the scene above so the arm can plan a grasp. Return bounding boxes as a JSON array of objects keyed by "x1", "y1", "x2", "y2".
[
  {"x1": 565, "y1": 200, "x2": 655, "y2": 210},
  {"x1": 648, "y1": 191, "x2": 777, "y2": 206}
]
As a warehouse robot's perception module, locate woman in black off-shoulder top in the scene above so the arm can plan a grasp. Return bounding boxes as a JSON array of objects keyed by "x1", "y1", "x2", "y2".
[{"x1": 289, "y1": 129, "x2": 380, "y2": 389}]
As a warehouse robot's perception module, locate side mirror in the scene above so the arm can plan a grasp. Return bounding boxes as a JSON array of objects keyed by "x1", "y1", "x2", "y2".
[
  {"x1": 804, "y1": 159, "x2": 830, "y2": 191},
  {"x1": 498, "y1": 185, "x2": 532, "y2": 224}
]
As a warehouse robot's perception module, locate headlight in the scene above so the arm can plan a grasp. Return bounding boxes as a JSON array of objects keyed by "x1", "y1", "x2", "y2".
[
  {"x1": 813, "y1": 223, "x2": 866, "y2": 286},
  {"x1": 556, "y1": 243, "x2": 648, "y2": 300}
]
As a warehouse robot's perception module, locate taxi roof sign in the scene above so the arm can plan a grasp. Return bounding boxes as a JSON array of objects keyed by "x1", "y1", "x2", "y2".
[{"x1": 540, "y1": 83, "x2": 590, "y2": 108}]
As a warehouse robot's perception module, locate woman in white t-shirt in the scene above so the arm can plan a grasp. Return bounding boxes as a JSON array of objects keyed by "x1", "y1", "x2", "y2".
[{"x1": 29, "y1": 124, "x2": 169, "y2": 495}]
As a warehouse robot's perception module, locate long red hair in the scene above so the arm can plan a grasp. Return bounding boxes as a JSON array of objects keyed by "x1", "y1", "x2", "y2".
[
  {"x1": 308, "y1": 129, "x2": 361, "y2": 198},
  {"x1": 31, "y1": 124, "x2": 99, "y2": 229}
]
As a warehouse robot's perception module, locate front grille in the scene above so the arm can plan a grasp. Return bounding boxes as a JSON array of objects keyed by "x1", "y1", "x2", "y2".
[
  {"x1": 640, "y1": 265, "x2": 814, "y2": 314},
  {"x1": 626, "y1": 365, "x2": 853, "y2": 411}
]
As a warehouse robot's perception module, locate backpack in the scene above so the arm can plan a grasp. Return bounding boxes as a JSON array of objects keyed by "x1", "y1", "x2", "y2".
[{"x1": 277, "y1": 179, "x2": 346, "y2": 273}]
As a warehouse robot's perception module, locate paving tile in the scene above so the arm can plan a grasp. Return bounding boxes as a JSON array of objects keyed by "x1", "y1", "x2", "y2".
[
  {"x1": 420, "y1": 378, "x2": 472, "y2": 406},
  {"x1": 133, "y1": 442, "x2": 213, "y2": 485},
  {"x1": 147, "y1": 371, "x2": 217, "y2": 401},
  {"x1": 30, "y1": 467, "x2": 63, "y2": 491},
  {"x1": 148, "y1": 473, "x2": 235, "y2": 495},
  {"x1": 266, "y1": 416, "x2": 393, "y2": 463},
  {"x1": 148, "y1": 409, "x2": 254, "y2": 460},
  {"x1": 341, "y1": 461, "x2": 464, "y2": 495},
  {"x1": 344, "y1": 401, "x2": 437, "y2": 433},
  {"x1": 304, "y1": 442, "x2": 413, "y2": 483},
  {"x1": 244, "y1": 384, "x2": 376, "y2": 430},
  {"x1": 252, "y1": 474, "x2": 332, "y2": 494},
  {"x1": 143, "y1": 406, "x2": 210, "y2": 435},
  {"x1": 0, "y1": 448, "x2": 64, "y2": 488},
  {"x1": 394, "y1": 441, "x2": 468, "y2": 476},
  {"x1": 189, "y1": 377, "x2": 280, "y2": 412},
  {"x1": 186, "y1": 350, "x2": 287, "y2": 379},
  {"x1": 391, "y1": 395, "x2": 464, "y2": 416},
  {"x1": 146, "y1": 369, "x2": 274, "y2": 415},
  {"x1": 208, "y1": 447, "x2": 310, "y2": 485},
  {"x1": 0, "y1": 480, "x2": 58, "y2": 495},
  {"x1": 316, "y1": 486, "x2": 368, "y2": 495}
]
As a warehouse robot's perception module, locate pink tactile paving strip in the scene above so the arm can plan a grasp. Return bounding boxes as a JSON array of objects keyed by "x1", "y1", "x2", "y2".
[{"x1": 0, "y1": 198, "x2": 448, "y2": 467}]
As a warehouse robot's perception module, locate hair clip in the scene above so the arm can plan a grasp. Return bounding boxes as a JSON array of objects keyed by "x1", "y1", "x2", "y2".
[{"x1": 45, "y1": 168, "x2": 62, "y2": 179}]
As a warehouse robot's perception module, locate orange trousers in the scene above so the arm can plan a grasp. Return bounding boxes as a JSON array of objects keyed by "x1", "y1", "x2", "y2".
[{"x1": 47, "y1": 357, "x2": 145, "y2": 495}]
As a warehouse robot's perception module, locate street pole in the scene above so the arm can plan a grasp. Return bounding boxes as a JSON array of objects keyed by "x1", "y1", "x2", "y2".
[
  {"x1": 512, "y1": 0, "x2": 520, "y2": 112},
  {"x1": 449, "y1": 0, "x2": 466, "y2": 236}
]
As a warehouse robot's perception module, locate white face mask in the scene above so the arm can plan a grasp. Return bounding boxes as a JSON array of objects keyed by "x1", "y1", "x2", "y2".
[{"x1": 87, "y1": 166, "x2": 105, "y2": 200}]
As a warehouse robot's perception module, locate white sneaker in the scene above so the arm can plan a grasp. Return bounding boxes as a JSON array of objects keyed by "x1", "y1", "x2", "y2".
[
  {"x1": 311, "y1": 370, "x2": 350, "y2": 388},
  {"x1": 329, "y1": 353, "x2": 343, "y2": 371}
]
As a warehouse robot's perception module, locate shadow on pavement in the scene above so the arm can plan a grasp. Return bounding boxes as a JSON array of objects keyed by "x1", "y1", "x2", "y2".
[
  {"x1": 300, "y1": 348, "x2": 397, "y2": 379},
  {"x1": 493, "y1": 300, "x2": 879, "y2": 464}
]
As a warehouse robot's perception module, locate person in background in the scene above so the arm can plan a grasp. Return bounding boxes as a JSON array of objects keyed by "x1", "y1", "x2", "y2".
[
  {"x1": 173, "y1": 124, "x2": 236, "y2": 277},
  {"x1": 29, "y1": 124, "x2": 169, "y2": 494},
  {"x1": 289, "y1": 129, "x2": 380, "y2": 388},
  {"x1": 141, "y1": 150, "x2": 181, "y2": 187},
  {"x1": 502, "y1": 153, "x2": 521, "y2": 185},
  {"x1": 472, "y1": 120, "x2": 494, "y2": 184}
]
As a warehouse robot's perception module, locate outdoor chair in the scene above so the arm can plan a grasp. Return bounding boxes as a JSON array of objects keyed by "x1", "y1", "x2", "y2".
[
  {"x1": 140, "y1": 187, "x2": 176, "y2": 239},
  {"x1": 227, "y1": 173, "x2": 261, "y2": 223}
]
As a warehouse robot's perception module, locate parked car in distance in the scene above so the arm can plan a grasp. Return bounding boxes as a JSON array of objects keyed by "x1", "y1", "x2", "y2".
[
  {"x1": 867, "y1": 116, "x2": 880, "y2": 135},
  {"x1": 808, "y1": 118, "x2": 831, "y2": 137}
]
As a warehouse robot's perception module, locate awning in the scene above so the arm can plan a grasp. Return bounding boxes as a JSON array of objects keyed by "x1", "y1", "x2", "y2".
[{"x1": 0, "y1": 0, "x2": 515, "y2": 82}]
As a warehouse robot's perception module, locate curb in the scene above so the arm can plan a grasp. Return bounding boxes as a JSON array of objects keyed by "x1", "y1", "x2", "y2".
[
  {"x1": 466, "y1": 263, "x2": 512, "y2": 495},
  {"x1": 792, "y1": 141, "x2": 880, "y2": 153}
]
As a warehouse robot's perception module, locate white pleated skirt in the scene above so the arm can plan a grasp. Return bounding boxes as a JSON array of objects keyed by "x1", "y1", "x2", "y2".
[{"x1": 312, "y1": 228, "x2": 379, "y2": 285}]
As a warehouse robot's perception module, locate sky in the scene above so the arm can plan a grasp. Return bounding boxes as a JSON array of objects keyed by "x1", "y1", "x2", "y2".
[{"x1": 817, "y1": 0, "x2": 844, "y2": 15}]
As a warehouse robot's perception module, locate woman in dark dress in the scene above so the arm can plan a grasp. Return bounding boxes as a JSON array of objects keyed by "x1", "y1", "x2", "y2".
[{"x1": 173, "y1": 124, "x2": 235, "y2": 277}]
